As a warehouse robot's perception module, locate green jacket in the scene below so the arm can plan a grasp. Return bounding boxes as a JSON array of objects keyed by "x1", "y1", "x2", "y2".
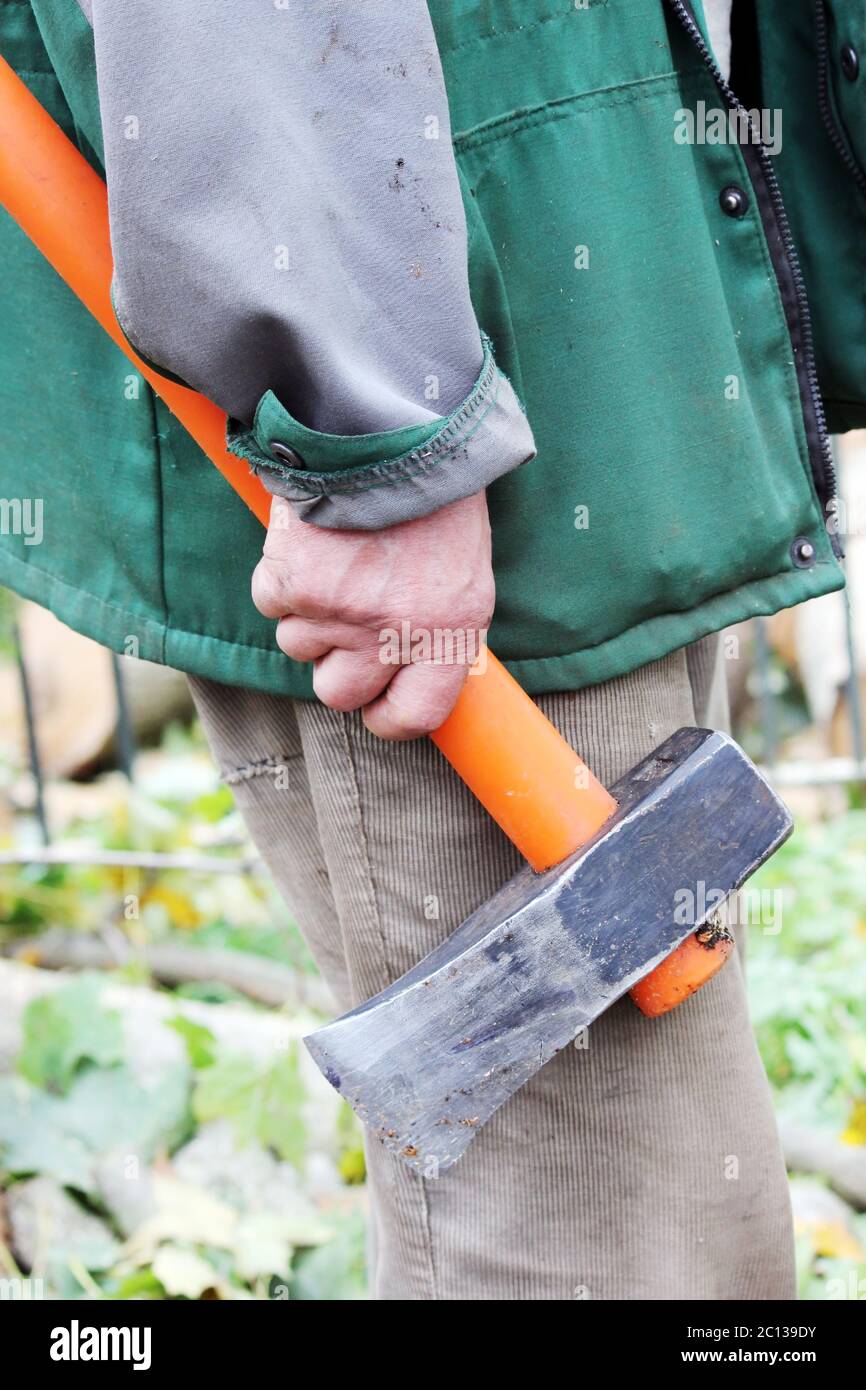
[{"x1": 0, "y1": 1, "x2": 856, "y2": 699}]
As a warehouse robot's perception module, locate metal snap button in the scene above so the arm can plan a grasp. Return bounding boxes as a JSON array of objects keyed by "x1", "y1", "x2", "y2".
[
  {"x1": 269, "y1": 440, "x2": 306, "y2": 469},
  {"x1": 841, "y1": 43, "x2": 860, "y2": 81},
  {"x1": 791, "y1": 536, "x2": 816, "y2": 568},
  {"x1": 719, "y1": 185, "x2": 749, "y2": 218}
]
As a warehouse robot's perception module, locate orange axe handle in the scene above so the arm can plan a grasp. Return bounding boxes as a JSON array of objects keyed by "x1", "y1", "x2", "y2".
[{"x1": 0, "y1": 56, "x2": 730, "y2": 1014}]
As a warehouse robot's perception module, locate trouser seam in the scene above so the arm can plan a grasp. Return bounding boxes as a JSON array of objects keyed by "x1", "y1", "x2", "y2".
[
  {"x1": 336, "y1": 712, "x2": 438, "y2": 1301},
  {"x1": 221, "y1": 751, "x2": 302, "y2": 784}
]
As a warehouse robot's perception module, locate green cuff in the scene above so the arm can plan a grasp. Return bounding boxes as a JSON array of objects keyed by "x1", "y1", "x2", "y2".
[{"x1": 227, "y1": 334, "x2": 536, "y2": 529}]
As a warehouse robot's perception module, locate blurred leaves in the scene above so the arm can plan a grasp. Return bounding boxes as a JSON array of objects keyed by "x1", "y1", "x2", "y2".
[
  {"x1": 290, "y1": 1208, "x2": 368, "y2": 1301},
  {"x1": 841, "y1": 1100, "x2": 866, "y2": 1148},
  {"x1": 749, "y1": 814, "x2": 866, "y2": 1125},
  {"x1": 0, "y1": 1061, "x2": 191, "y2": 1196},
  {"x1": 0, "y1": 692, "x2": 364, "y2": 1300},
  {"x1": 167, "y1": 1015, "x2": 217, "y2": 1070},
  {"x1": 192, "y1": 1045, "x2": 307, "y2": 1166},
  {"x1": 17, "y1": 976, "x2": 123, "y2": 1094},
  {"x1": 750, "y1": 816, "x2": 866, "y2": 1300}
]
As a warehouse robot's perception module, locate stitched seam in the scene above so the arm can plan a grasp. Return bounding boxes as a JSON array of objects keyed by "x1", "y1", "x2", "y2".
[
  {"x1": 726, "y1": 157, "x2": 821, "y2": 508},
  {"x1": 261, "y1": 378, "x2": 503, "y2": 498},
  {"x1": 0, "y1": 545, "x2": 838, "y2": 690},
  {"x1": 454, "y1": 70, "x2": 700, "y2": 154},
  {"x1": 435, "y1": 1, "x2": 608, "y2": 58},
  {"x1": 222, "y1": 752, "x2": 301, "y2": 785},
  {"x1": 335, "y1": 713, "x2": 438, "y2": 1299},
  {"x1": 252, "y1": 334, "x2": 497, "y2": 460},
  {"x1": 0, "y1": 547, "x2": 285, "y2": 657},
  {"x1": 0, "y1": 545, "x2": 166, "y2": 628},
  {"x1": 231, "y1": 338, "x2": 514, "y2": 496},
  {"x1": 335, "y1": 713, "x2": 395, "y2": 990},
  {"x1": 245, "y1": 356, "x2": 497, "y2": 477},
  {"x1": 240, "y1": 373, "x2": 515, "y2": 499}
]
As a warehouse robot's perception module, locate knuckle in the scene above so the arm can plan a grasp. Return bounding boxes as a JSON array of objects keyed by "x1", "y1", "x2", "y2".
[
  {"x1": 312, "y1": 663, "x2": 367, "y2": 712},
  {"x1": 385, "y1": 672, "x2": 463, "y2": 739},
  {"x1": 419, "y1": 679, "x2": 464, "y2": 730},
  {"x1": 251, "y1": 560, "x2": 292, "y2": 618},
  {"x1": 275, "y1": 622, "x2": 313, "y2": 661}
]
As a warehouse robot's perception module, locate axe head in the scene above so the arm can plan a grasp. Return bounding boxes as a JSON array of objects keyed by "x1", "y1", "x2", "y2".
[{"x1": 304, "y1": 728, "x2": 791, "y2": 1174}]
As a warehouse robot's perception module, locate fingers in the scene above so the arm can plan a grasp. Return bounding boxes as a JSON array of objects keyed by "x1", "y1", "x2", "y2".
[
  {"x1": 274, "y1": 615, "x2": 472, "y2": 728},
  {"x1": 312, "y1": 646, "x2": 393, "y2": 712},
  {"x1": 275, "y1": 616, "x2": 364, "y2": 663},
  {"x1": 251, "y1": 555, "x2": 294, "y2": 621},
  {"x1": 276, "y1": 619, "x2": 395, "y2": 712},
  {"x1": 362, "y1": 661, "x2": 470, "y2": 740},
  {"x1": 252, "y1": 492, "x2": 490, "y2": 738}
]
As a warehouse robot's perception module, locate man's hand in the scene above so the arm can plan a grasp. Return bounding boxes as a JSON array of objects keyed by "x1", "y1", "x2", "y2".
[{"x1": 251, "y1": 491, "x2": 494, "y2": 739}]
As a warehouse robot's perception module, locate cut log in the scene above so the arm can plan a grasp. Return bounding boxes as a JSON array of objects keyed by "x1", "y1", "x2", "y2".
[{"x1": 0, "y1": 601, "x2": 193, "y2": 779}]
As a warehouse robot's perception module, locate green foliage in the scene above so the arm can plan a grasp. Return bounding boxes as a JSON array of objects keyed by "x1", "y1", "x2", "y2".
[
  {"x1": 336, "y1": 1100, "x2": 366, "y2": 1185},
  {"x1": 17, "y1": 976, "x2": 124, "y2": 1094},
  {"x1": 113, "y1": 1268, "x2": 165, "y2": 1300},
  {"x1": 186, "y1": 786, "x2": 236, "y2": 823},
  {"x1": 749, "y1": 813, "x2": 866, "y2": 1298},
  {"x1": 167, "y1": 1015, "x2": 217, "y2": 1070},
  {"x1": 0, "y1": 1080, "x2": 96, "y2": 1192},
  {"x1": 0, "y1": 1063, "x2": 191, "y2": 1194},
  {"x1": 0, "y1": 710, "x2": 360, "y2": 1300},
  {"x1": 60, "y1": 1064, "x2": 192, "y2": 1158},
  {"x1": 748, "y1": 815, "x2": 866, "y2": 1123},
  {"x1": 10, "y1": 710, "x2": 860, "y2": 1300},
  {"x1": 290, "y1": 1208, "x2": 368, "y2": 1301},
  {"x1": 192, "y1": 1045, "x2": 307, "y2": 1166}
]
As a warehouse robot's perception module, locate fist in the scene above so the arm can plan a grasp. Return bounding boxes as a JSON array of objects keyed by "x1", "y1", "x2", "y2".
[{"x1": 251, "y1": 491, "x2": 495, "y2": 739}]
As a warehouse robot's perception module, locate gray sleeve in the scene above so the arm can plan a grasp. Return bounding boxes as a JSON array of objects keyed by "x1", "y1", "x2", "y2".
[{"x1": 79, "y1": 0, "x2": 536, "y2": 528}]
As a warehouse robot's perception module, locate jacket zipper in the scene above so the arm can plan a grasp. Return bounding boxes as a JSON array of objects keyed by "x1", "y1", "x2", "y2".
[
  {"x1": 816, "y1": 0, "x2": 866, "y2": 195},
  {"x1": 667, "y1": 0, "x2": 841, "y2": 555}
]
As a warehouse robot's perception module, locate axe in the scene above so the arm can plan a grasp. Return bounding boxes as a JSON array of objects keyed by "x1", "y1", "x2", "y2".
[{"x1": 0, "y1": 59, "x2": 792, "y2": 1172}]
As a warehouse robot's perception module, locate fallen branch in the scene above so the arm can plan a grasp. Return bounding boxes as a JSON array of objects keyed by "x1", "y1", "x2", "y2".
[
  {"x1": 0, "y1": 846, "x2": 262, "y2": 874},
  {"x1": 780, "y1": 1117, "x2": 866, "y2": 1211},
  {"x1": 3, "y1": 929, "x2": 333, "y2": 1014}
]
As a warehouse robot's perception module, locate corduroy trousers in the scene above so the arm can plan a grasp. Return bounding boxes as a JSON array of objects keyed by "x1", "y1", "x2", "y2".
[{"x1": 189, "y1": 636, "x2": 795, "y2": 1301}]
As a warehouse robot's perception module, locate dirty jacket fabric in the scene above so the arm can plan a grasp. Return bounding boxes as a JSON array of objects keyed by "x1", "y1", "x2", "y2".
[
  {"x1": 81, "y1": 0, "x2": 537, "y2": 530},
  {"x1": 0, "y1": 0, "x2": 854, "y2": 699}
]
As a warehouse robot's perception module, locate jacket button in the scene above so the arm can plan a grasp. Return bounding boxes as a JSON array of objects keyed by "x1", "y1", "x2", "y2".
[
  {"x1": 841, "y1": 43, "x2": 860, "y2": 81},
  {"x1": 269, "y1": 440, "x2": 306, "y2": 469},
  {"x1": 791, "y1": 536, "x2": 816, "y2": 568},
  {"x1": 719, "y1": 185, "x2": 749, "y2": 218}
]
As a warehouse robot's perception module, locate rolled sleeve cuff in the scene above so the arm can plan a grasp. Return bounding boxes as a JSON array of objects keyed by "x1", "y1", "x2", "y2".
[{"x1": 226, "y1": 335, "x2": 536, "y2": 529}]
